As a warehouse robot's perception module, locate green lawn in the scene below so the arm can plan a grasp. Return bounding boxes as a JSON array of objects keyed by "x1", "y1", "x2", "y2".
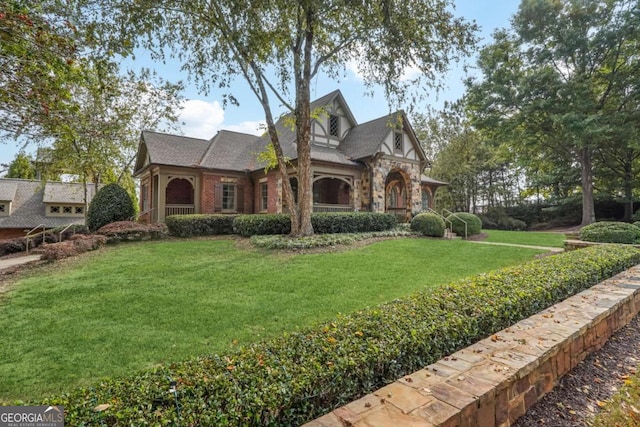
[
  {"x1": 483, "y1": 229, "x2": 566, "y2": 248},
  {"x1": 0, "y1": 238, "x2": 544, "y2": 402}
]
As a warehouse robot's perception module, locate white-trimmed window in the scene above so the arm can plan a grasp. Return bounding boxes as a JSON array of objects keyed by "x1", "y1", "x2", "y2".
[
  {"x1": 0, "y1": 203, "x2": 7, "y2": 216},
  {"x1": 260, "y1": 182, "x2": 268, "y2": 211},
  {"x1": 394, "y1": 133, "x2": 403, "y2": 154},
  {"x1": 50, "y1": 206, "x2": 60, "y2": 214},
  {"x1": 222, "y1": 184, "x2": 236, "y2": 211},
  {"x1": 329, "y1": 115, "x2": 339, "y2": 137},
  {"x1": 75, "y1": 206, "x2": 84, "y2": 214}
]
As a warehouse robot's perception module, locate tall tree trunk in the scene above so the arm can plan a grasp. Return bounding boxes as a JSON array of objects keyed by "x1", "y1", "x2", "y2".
[
  {"x1": 623, "y1": 148, "x2": 634, "y2": 222},
  {"x1": 579, "y1": 147, "x2": 596, "y2": 226},
  {"x1": 291, "y1": 3, "x2": 315, "y2": 237}
]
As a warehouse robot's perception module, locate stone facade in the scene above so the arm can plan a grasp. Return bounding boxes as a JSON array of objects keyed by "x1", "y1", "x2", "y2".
[{"x1": 370, "y1": 157, "x2": 423, "y2": 220}]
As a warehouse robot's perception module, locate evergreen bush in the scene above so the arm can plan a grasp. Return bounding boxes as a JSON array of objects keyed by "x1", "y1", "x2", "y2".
[
  {"x1": 410, "y1": 213, "x2": 445, "y2": 237},
  {"x1": 166, "y1": 214, "x2": 237, "y2": 237},
  {"x1": 86, "y1": 184, "x2": 135, "y2": 232},
  {"x1": 446, "y1": 212, "x2": 482, "y2": 237},
  {"x1": 579, "y1": 221, "x2": 640, "y2": 244}
]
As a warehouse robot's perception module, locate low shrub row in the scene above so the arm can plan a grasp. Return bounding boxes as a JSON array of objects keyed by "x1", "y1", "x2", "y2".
[
  {"x1": 579, "y1": 221, "x2": 640, "y2": 244},
  {"x1": 0, "y1": 225, "x2": 89, "y2": 257},
  {"x1": 479, "y1": 207, "x2": 527, "y2": 231},
  {"x1": 411, "y1": 213, "x2": 445, "y2": 237},
  {"x1": 97, "y1": 221, "x2": 169, "y2": 243},
  {"x1": 42, "y1": 245, "x2": 640, "y2": 426},
  {"x1": 166, "y1": 212, "x2": 398, "y2": 237},
  {"x1": 165, "y1": 214, "x2": 238, "y2": 237},
  {"x1": 40, "y1": 235, "x2": 107, "y2": 261},
  {"x1": 250, "y1": 229, "x2": 413, "y2": 250}
]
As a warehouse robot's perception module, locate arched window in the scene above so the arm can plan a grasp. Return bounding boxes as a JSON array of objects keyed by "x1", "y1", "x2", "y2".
[{"x1": 422, "y1": 190, "x2": 430, "y2": 210}]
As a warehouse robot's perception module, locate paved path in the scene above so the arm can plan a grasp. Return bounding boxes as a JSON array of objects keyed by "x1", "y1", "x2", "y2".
[
  {"x1": 467, "y1": 240, "x2": 564, "y2": 252},
  {"x1": 0, "y1": 255, "x2": 42, "y2": 271}
]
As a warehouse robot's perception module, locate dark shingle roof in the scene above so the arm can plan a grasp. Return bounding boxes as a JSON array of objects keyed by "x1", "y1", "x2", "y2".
[
  {"x1": 0, "y1": 181, "x2": 18, "y2": 201},
  {"x1": 339, "y1": 114, "x2": 398, "y2": 160},
  {"x1": 0, "y1": 179, "x2": 96, "y2": 229},
  {"x1": 421, "y1": 176, "x2": 448, "y2": 186},
  {"x1": 43, "y1": 182, "x2": 95, "y2": 204},
  {"x1": 200, "y1": 130, "x2": 264, "y2": 171},
  {"x1": 142, "y1": 131, "x2": 210, "y2": 168}
]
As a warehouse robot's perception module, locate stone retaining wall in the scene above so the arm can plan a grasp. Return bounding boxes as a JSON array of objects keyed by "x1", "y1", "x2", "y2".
[{"x1": 303, "y1": 266, "x2": 640, "y2": 427}]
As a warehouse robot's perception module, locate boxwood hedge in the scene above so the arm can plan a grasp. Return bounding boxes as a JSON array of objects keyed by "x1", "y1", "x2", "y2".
[
  {"x1": 165, "y1": 214, "x2": 238, "y2": 237},
  {"x1": 411, "y1": 212, "x2": 446, "y2": 237},
  {"x1": 42, "y1": 245, "x2": 640, "y2": 426},
  {"x1": 233, "y1": 212, "x2": 397, "y2": 237},
  {"x1": 579, "y1": 221, "x2": 640, "y2": 244},
  {"x1": 446, "y1": 212, "x2": 482, "y2": 237}
]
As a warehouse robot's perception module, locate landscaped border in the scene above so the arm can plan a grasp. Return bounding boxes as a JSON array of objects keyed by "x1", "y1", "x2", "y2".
[{"x1": 42, "y1": 245, "x2": 640, "y2": 426}]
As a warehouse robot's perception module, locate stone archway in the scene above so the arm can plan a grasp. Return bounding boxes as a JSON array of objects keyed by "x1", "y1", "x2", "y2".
[{"x1": 385, "y1": 169, "x2": 411, "y2": 222}]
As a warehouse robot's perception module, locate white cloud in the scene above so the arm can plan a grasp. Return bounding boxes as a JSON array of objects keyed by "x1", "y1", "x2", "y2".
[
  {"x1": 225, "y1": 121, "x2": 265, "y2": 136},
  {"x1": 346, "y1": 59, "x2": 422, "y2": 82},
  {"x1": 177, "y1": 99, "x2": 265, "y2": 139},
  {"x1": 178, "y1": 99, "x2": 225, "y2": 139}
]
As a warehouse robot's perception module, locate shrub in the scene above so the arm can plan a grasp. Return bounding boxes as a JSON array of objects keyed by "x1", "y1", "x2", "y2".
[
  {"x1": 87, "y1": 184, "x2": 135, "y2": 232},
  {"x1": 446, "y1": 212, "x2": 482, "y2": 237},
  {"x1": 40, "y1": 235, "x2": 107, "y2": 261},
  {"x1": 233, "y1": 214, "x2": 291, "y2": 237},
  {"x1": 311, "y1": 212, "x2": 396, "y2": 234},
  {"x1": 579, "y1": 221, "x2": 640, "y2": 244},
  {"x1": 233, "y1": 213, "x2": 397, "y2": 237},
  {"x1": 410, "y1": 213, "x2": 445, "y2": 237},
  {"x1": 479, "y1": 208, "x2": 527, "y2": 231},
  {"x1": 165, "y1": 214, "x2": 237, "y2": 237},
  {"x1": 634, "y1": 221, "x2": 640, "y2": 229},
  {"x1": 250, "y1": 229, "x2": 413, "y2": 250},
  {"x1": 632, "y1": 209, "x2": 640, "y2": 222},
  {"x1": 42, "y1": 245, "x2": 640, "y2": 426},
  {"x1": 97, "y1": 221, "x2": 168, "y2": 243}
]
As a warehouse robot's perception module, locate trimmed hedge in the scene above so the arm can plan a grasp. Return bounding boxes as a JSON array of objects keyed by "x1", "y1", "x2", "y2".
[
  {"x1": 165, "y1": 214, "x2": 237, "y2": 237},
  {"x1": 446, "y1": 212, "x2": 482, "y2": 237},
  {"x1": 410, "y1": 213, "x2": 445, "y2": 237},
  {"x1": 233, "y1": 212, "x2": 397, "y2": 237},
  {"x1": 42, "y1": 245, "x2": 640, "y2": 426},
  {"x1": 579, "y1": 221, "x2": 640, "y2": 244}
]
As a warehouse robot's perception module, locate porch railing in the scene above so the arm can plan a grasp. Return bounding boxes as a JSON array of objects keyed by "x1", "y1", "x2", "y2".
[
  {"x1": 313, "y1": 204, "x2": 353, "y2": 213},
  {"x1": 166, "y1": 204, "x2": 195, "y2": 217}
]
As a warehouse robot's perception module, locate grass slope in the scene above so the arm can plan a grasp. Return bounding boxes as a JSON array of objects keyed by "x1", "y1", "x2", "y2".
[
  {"x1": 484, "y1": 230, "x2": 565, "y2": 248},
  {"x1": 0, "y1": 238, "x2": 543, "y2": 402}
]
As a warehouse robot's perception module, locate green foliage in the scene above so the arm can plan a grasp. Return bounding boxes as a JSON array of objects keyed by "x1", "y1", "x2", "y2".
[
  {"x1": 410, "y1": 213, "x2": 445, "y2": 237},
  {"x1": 42, "y1": 245, "x2": 640, "y2": 425},
  {"x1": 5, "y1": 153, "x2": 36, "y2": 179},
  {"x1": 446, "y1": 212, "x2": 482, "y2": 237},
  {"x1": 165, "y1": 214, "x2": 237, "y2": 237},
  {"x1": 579, "y1": 221, "x2": 640, "y2": 244},
  {"x1": 233, "y1": 213, "x2": 397, "y2": 237},
  {"x1": 233, "y1": 214, "x2": 292, "y2": 237},
  {"x1": 479, "y1": 208, "x2": 527, "y2": 231},
  {"x1": 86, "y1": 183, "x2": 135, "y2": 231},
  {"x1": 634, "y1": 221, "x2": 640, "y2": 229},
  {"x1": 250, "y1": 229, "x2": 413, "y2": 250},
  {"x1": 632, "y1": 209, "x2": 640, "y2": 222}
]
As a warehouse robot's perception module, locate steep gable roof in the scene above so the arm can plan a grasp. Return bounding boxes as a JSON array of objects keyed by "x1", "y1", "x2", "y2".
[
  {"x1": 137, "y1": 131, "x2": 210, "y2": 172},
  {"x1": 0, "y1": 181, "x2": 18, "y2": 202},
  {"x1": 43, "y1": 182, "x2": 94, "y2": 204},
  {"x1": 200, "y1": 130, "x2": 264, "y2": 171}
]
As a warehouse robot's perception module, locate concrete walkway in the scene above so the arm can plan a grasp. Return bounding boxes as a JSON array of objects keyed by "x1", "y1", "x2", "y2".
[
  {"x1": 467, "y1": 240, "x2": 564, "y2": 253},
  {"x1": 0, "y1": 254, "x2": 42, "y2": 271}
]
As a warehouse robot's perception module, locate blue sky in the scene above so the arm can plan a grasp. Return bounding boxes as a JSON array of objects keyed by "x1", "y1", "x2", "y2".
[{"x1": 0, "y1": 0, "x2": 520, "y2": 170}]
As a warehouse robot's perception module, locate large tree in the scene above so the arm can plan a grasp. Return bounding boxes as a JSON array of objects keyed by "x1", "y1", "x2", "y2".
[
  {"x1": 83, "y1": 0, "x2": 477, "y2": 236},
  {"x1": 466, "y1": 0, "x2": 640, "y2": 226},
  {"x1": 0, "y1": 0, "x2": 80, "y2": 138}
]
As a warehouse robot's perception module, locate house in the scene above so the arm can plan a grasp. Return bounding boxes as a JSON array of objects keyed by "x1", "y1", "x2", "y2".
[
  {"x1": 0, "y1": 178, "x2": 96, "y2": 239},
  {"x1": 134, "y1": 90, "x2": 447, "y2": 223}
]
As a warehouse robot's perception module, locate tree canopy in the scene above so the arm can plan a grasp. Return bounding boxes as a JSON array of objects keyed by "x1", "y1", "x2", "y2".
[
  {"x1": 82, "y1": 0, "x2": 478, "y2": 235},
  {"x1": 465, "y1": 0, "x2": 640, "y2": 226}
]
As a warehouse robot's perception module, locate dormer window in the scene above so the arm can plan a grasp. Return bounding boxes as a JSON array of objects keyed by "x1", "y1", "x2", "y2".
[
  {"x1": 0, "y1": 203, "x2": 7, "y2": 216},
  {"x1": 394, "y1": 133, "x2": 403, "y2": 154},
  {"x1": 329, "y1": 115, "x2": 340, "y2": 138}
]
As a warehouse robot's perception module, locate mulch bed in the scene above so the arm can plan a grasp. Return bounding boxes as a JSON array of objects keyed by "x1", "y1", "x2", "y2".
[{"x1": 514, "y1": 314, "x2": 640, "y2": 426}]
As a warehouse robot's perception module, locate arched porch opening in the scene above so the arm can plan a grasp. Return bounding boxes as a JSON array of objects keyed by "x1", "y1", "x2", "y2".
[
  {"x1": 165, "y1": 177, "x2": 195, "y2": 216},
  {"x1": 312, "y1": 176, "x2": 353, "y2": 212},
  {"x1": 385, "y1": 169, "x2": 411, "y2": 222}
]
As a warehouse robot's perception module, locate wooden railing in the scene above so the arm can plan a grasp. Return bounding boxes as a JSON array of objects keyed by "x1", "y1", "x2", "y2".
[
  {"x1": 313, "y1": 204, "x2": 354, "y2": 213},
  {"x1": 165, "y1": 205, "x2": 195, "y2": 216}
]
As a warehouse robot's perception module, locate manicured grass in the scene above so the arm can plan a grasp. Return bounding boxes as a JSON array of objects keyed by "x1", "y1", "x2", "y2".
[
  {"x1": 483, "y1": 229, "x2": 566, "y2": 248},
  {"x1": 0, "y1": 238, "x2": 544, "y2": 402}
]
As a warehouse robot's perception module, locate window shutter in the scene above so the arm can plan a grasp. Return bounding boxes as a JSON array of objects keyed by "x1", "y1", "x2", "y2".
[
  {"x1": 214, "y1": 183, "x2": 222, "y2": 212},
  {"x1": 237, "y1": 185, "x2": 245, "y2": 213}
]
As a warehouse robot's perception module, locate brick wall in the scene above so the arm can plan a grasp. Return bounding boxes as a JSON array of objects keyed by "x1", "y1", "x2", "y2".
[
  {"x1": 201, "y1": 174, "x2": 254, "y2": 214},
  {"x1": 0, "y1": 228, "x2": 27, "y2": 240}
]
